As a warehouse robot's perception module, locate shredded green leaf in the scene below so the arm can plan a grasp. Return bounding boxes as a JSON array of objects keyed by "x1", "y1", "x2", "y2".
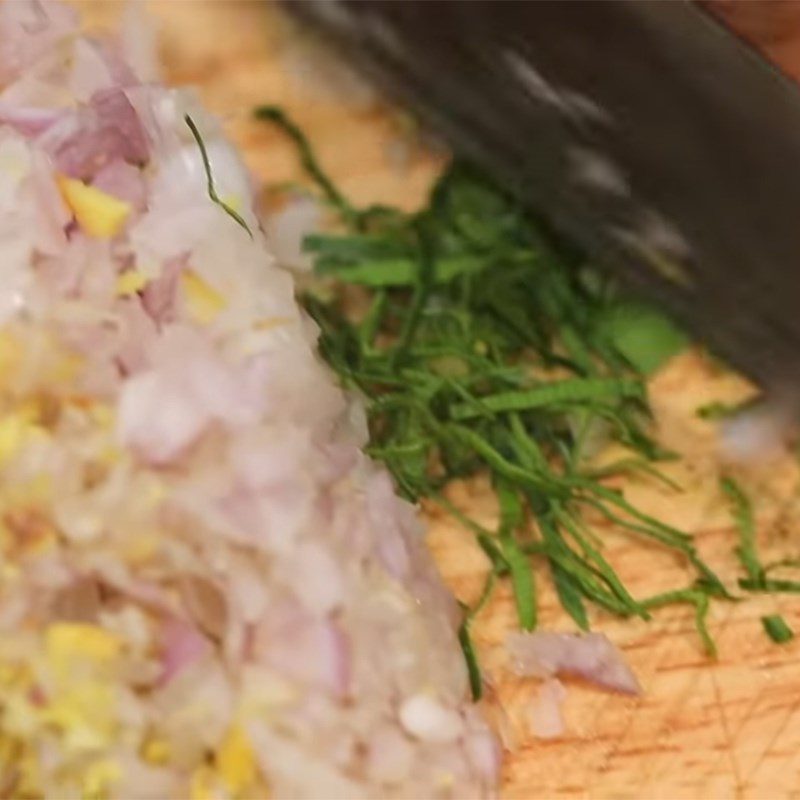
[
  {"x1": 458, "y1": 614, "x2": 484, "y2": 700},
  {"x1": 696, "y1": 399, "x2": 756, "y2": 421},
  {"x1": 740, "y1": 578, "x2": 800, "y2": 593},
  {"x1": 458, "y1": 569, "x2": 497, "y2": 701},
  {"x1": 642, "y1": 588, "x2": 718, "y2": 657},
  {"x1": 184, "y1": 114, "x2": 253, "y2": 237},
  {"x1": 596, "y1": 300, "x2": 688, "y2": 375},
  {"x1": 720, "y1": 479, "x2": 800, "y2": 644},
  {"x1": 450, "y1": 378, "x2": 643, "y2": 421},
  {"x1": 721, "y1": 476, "x2": 763, "y2": 585},
  {"x1": 497, "y1": 481, "x2": 536, "y2": 630},
  {"x1": 762, "y1": 614, "x2": 794, "y2": 644},
  {"x1": 257, "y1": 107, "x2": 751, "y2": 688}
]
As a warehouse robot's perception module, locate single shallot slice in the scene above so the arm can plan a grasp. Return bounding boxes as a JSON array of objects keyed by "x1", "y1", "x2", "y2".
[{"x1": 506, "y1": 631, "x2": 641, "y2": 695}]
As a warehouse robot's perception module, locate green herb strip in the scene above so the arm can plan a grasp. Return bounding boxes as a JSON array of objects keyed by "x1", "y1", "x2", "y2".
[
  {"x1": 184, "y1": 114, "x2": 253, "y2": 237},
  {"x1": 721, "y1": 476, "x2": 763, "y2": 584},
  {"x1": 762, "y1": 614, "x2": 794, "y2": 644},
  {"x1": 720, "y1": 478, "x2": 800, "y2": 645},
  {"x1": 450, "y1": 378, "x2": 643, "y2": 421},
  {"x1": 696, "y1": 399, "x2": 755, "y2": 421},
  {"x1": 740, "y1": 578, "x2": 800, "y2": 593},
  {"x1": 497, "y1": 481, "x2": 536, "y2": 631},
  {"x1": 642, "y1": 589, "x2": 717, "y2": 657},
  {"x1": 458, "y1": 616, "x2": 484, "y2": 700}
]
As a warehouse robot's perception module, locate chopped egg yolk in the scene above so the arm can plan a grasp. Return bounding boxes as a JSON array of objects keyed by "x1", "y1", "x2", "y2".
[
  {"x1": 0, "y1": 408, "x2": 45, "y2": 465},
  {"x1": 45, "y1": 622, "x2": 122, "y2": 679},
  {"x1": 181, "y1": 269, "x2": 226, "y2": 324},
  {"x1": 116, "y1": 269, "x2": 149, "y2": 297},
  {"x1": 57, "y1": 176, "x2": 131, "y2": 238},
  {"x1": 42, "y1": 624, "x2": 124, "y2": 752},
  {"x1": 82, "y1": 758, "x2": 122, "y2": 798},
  {"x1": 217, "y1": 724, "x2": 257, "y2": 795},
  {"x1": 190, "y1": 765, "x2": 219, "y2": 800},
  {"x1": 141, "y1": 736, "x2": 170, "y2": 765}
]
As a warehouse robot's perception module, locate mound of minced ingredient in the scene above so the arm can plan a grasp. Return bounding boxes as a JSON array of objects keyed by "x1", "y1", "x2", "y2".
[{"x1": 0, "y1": 3, "x2": 499, "y2": 797}]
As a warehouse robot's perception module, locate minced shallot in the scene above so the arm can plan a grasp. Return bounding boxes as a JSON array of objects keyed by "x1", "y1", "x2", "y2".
[
  {"x1": 0, "y1": 3, "x2": 498, "y2": 798},
  {"x1": 529, "y1": 678, "x2": 568, "y2": 740},
  {"x1": 507, "y1": 631, "x2": 641, "y2": 695}
]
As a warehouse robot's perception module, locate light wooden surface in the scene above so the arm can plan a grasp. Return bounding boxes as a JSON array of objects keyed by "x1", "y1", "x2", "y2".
[{"x1": 75, "y1": 2, "x2": 800, "y2": 797}]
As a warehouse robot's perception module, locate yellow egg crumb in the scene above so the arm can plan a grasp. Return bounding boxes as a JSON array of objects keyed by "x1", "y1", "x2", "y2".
[
  {"x1": 122, "y1": 532, "x2": 159, "y2": 565},
  {"x1": 254, "y1": 317, "x2": 291, "y2": 332},
  {"x1": 43, "y1": 683, "x2": 118, "y2": 752},
  {"x1": 4, "y1": 692, "x2": 39, "y2": 737},
  {"x1": 115, "y1": 269, "x2": 149, "y2": 297},
  {"x1": 217, "y1": 724, "x2": 257, "y2": 795},
  {"x1": 47, "y1": 351, "x2": 83, "y2": 386},
  {"x1": 89, "y1": 403, "x2": 114, "y2": 430},
  {"x1": 0, "y1": 664, "x2": 16, "y2": 686},
  {"x1": 142, "y1": 736, "x2": 170, "y2": 765},
  {"x1": 45, "y1": 623, "x2": 122, "y2": 676},
  {"x1": 0, "y1": 139, "x2": 30, "y2": 184},
  {"x1": 436, "y1": 771, "x2": 456, "y2": 790},
  {"x1": 181, "y1": 269, "x2": 227, "y2": 324},
  {"x1": 98, "y1": 447, "x2": 122, "y2": 468},
  {"x1": 7, "y1": 474, "x2": 52, "y2": 507},
  {"x1": 189, "y1": 765, "x2": 220, "y2": 800},
  {"x1": 57, "y1": 176, "x2": 131, "y2": 238},
  {"x1": 143, "y1": 478, "x2": 166, "y2": 508},
  {"x1": 0, "y1": 410, "x2": 44, "y2": 464},
  {"x1": 83, "y1": 758, "x2": 122, "y2": 798},
  {"x1": 239, "y1": 668, "x2": 298, "y2": 716}
]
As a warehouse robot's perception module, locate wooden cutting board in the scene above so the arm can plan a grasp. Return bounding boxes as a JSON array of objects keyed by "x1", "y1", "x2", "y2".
[{"x1": 75, "y1": 2, "x2": 800, "y2": 797}]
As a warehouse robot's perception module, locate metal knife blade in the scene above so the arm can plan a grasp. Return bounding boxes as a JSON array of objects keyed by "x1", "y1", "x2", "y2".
[{"x1": 285, "y1": 0, "x2": 800, "y2": 396}]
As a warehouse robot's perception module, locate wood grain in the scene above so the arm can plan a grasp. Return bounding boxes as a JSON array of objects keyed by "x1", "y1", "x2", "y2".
[{"x1": 73, "y1": 2, "x2": 800, "y2": 797}]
